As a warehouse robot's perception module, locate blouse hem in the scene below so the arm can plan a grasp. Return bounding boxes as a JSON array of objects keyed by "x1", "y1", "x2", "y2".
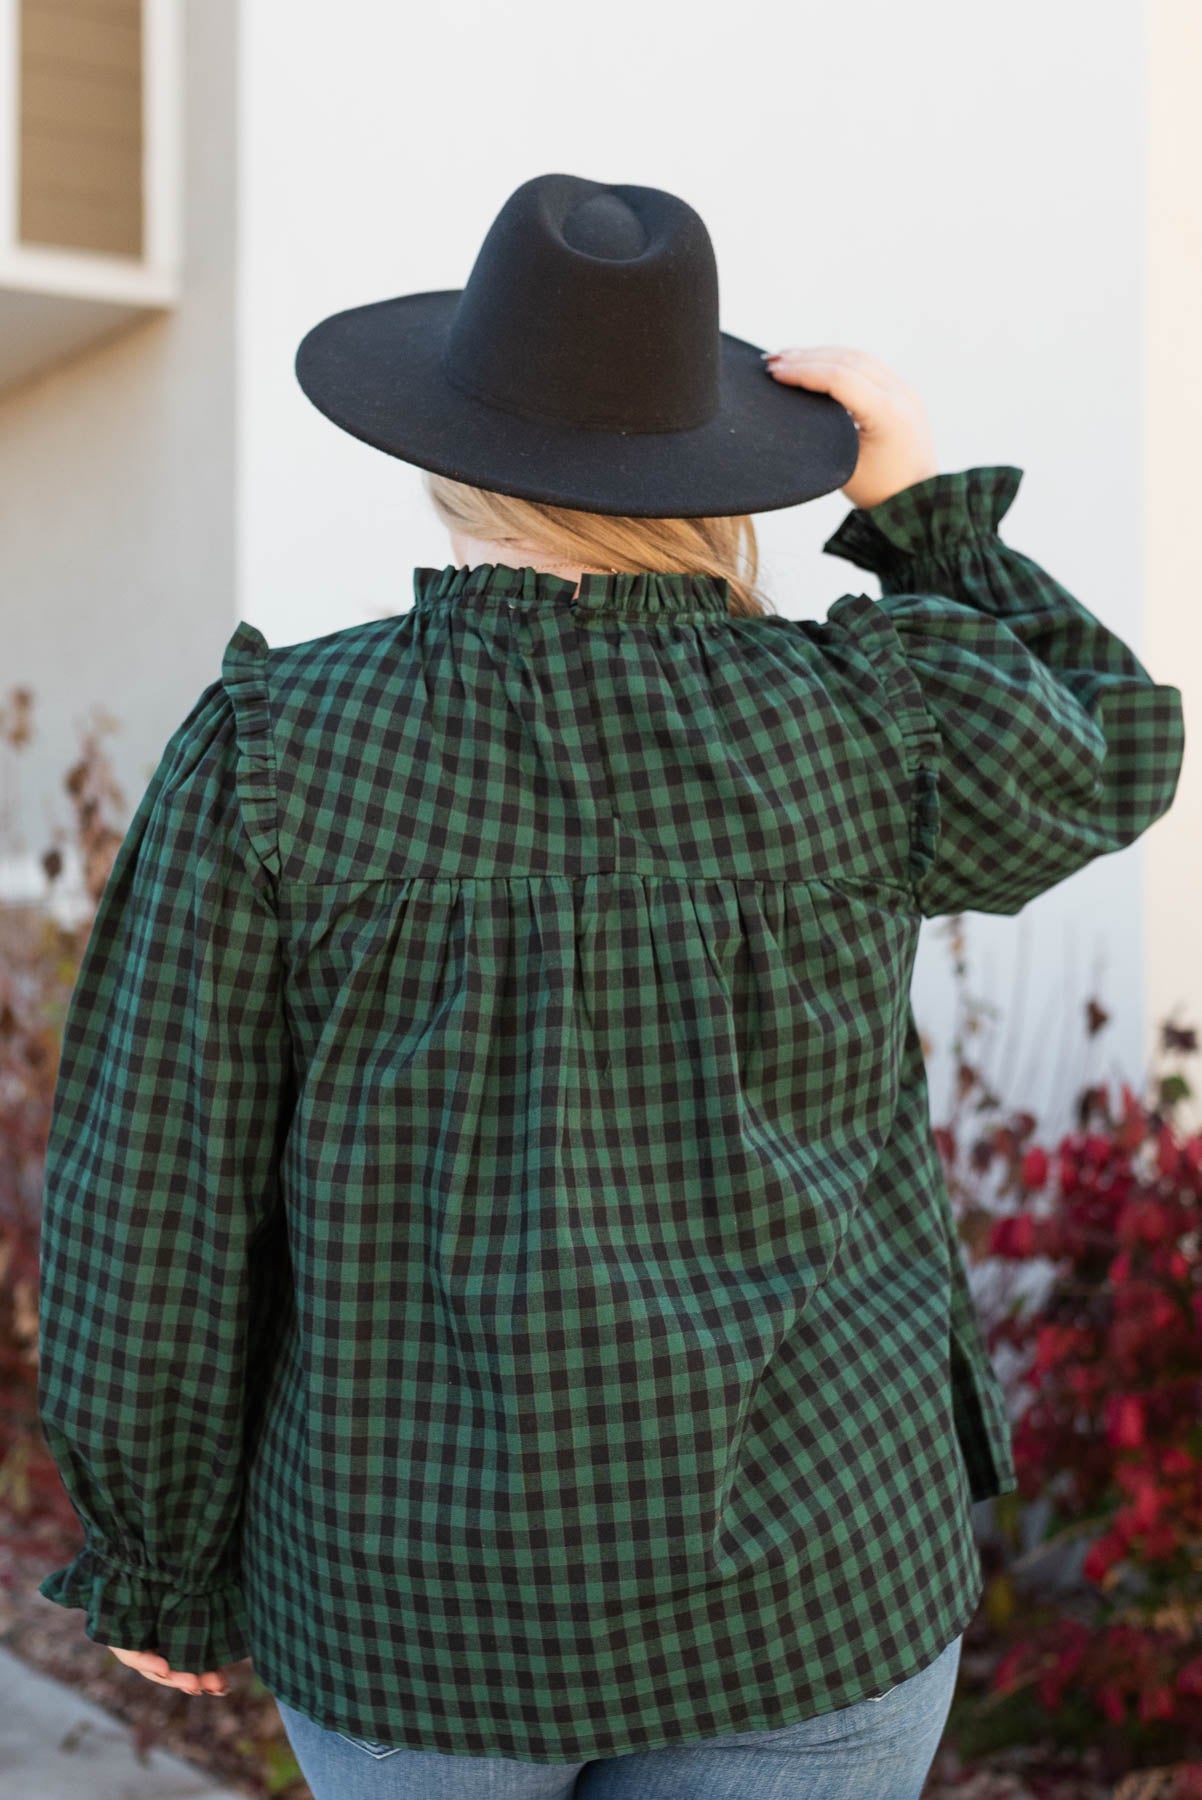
[{"x1": 251, "y1": 1564, "x2": 985, "y2": 1766}]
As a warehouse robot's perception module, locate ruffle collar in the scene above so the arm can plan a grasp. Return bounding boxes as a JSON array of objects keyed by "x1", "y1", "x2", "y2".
[{"x1": 412, "y1": 563, "x2": 732, "y2": 617}]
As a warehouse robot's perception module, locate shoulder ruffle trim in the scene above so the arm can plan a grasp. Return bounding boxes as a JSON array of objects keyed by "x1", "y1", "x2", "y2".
[
  {"x1": 827, "y1": 591, "x2": 943, "y2": 888},
  {"x1": 221, "y1": 620, "x2": 280, "y2": 883},
  {"x1": 38, "y1": 1539, "x2": 250, "y2": 1668}
]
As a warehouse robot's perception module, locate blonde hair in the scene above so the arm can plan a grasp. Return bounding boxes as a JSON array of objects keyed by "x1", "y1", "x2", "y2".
[{"x1": 421, "y1": 472, "x2": 776, "y2": 620}]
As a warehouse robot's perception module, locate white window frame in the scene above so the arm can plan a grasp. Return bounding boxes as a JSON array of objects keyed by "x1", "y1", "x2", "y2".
[{"x1": 0, "y1": 0, "x2": 181, "y2": 362}]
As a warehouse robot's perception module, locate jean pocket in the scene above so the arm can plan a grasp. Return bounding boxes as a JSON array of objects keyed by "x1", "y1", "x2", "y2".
[{"x1": 335, "y1": 1731, "x2": 404, "y2": 1759}]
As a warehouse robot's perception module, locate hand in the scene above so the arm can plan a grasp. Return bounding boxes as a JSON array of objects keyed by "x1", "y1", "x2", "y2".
[
  {"x1": 762, "y1": 344, "x2": 939, "y2": 511},
  {"x1": 108, "y1": 1645, "x2": 243, "y2": 1695}
]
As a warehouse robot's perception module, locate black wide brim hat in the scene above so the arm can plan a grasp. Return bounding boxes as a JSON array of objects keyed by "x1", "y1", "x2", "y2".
[{"x1": 295, "y1": 173, "x2": 860, "y2": 519}]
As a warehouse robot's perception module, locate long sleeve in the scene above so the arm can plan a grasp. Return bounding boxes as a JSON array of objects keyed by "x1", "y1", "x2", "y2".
[
  {"x1": 822, "y1": 465, "x2": 1186, "y2": 917},
  {"x1": 36, "y1": 624, "x2": 293, "y2": 1670}
]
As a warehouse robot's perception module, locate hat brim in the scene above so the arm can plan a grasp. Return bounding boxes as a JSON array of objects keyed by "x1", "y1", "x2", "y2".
[{"x1": 294, "y1": 291, "x2": 860, "y2": 518}]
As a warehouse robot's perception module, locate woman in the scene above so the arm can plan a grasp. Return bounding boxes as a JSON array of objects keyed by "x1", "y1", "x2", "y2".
[{"x1": 36, "y1": 175, "x2": 1185, "y2": 1799}]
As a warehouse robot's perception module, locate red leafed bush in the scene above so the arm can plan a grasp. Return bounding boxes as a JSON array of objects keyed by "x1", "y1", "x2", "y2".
[
  {"x1": 927, "y1": 927, "x2": 1202, "y2": 1778},
  {"x1": 0, "y1": 685, "x2": 129, "y2": 1551}
]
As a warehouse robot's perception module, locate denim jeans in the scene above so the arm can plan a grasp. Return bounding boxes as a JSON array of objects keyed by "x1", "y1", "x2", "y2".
[{"x1": 274, "y1": 1630, "x2": 962, "y2": 1799}]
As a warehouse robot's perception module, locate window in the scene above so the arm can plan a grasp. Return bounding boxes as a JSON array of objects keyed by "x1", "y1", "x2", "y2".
[
  {"x1": 0, "y1": 0, "x2": 180, "y2": 392},
  {"x1": 19, "y1": 0, "x2": 144, "y2": 259}
]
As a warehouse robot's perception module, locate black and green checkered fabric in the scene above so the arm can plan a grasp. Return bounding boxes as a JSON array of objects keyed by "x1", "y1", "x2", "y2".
[{"x1": 37, "y1": 466, "x2": 1185, "y2": 1762}]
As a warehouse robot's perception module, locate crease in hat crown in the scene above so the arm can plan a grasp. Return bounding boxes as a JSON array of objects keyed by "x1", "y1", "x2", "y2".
[{"x1": 438, "y1": 174, "x2": 722, "y2": 434}]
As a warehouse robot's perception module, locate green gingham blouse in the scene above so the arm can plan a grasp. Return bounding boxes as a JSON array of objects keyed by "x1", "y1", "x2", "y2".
[{"x1": 37, "y1": 466, "x2": 1185, "y2": 1763}]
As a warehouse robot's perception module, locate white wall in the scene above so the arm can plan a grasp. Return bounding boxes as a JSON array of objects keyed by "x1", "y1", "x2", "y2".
[
  {"x1": 1, "y1": 0, "x2": 237, "y2": 910},
  {"x1": 238, "y1": 0, "x2": 1157, "y2": 1128},
  {"x1": 1146, "y1": 0, "x2": 1202, "y2": 1130}
]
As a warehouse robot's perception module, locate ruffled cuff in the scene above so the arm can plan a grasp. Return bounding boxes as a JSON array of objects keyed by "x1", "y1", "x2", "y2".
[
  {"x1": 38, "y1": 1539, "x2": 250, "y2": 1668},
  {"x1": 821, "y1": 465, "x2": 1024, "y2": 578}
]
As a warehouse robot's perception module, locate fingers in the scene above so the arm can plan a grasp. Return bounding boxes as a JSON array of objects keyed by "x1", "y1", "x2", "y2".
[
  {"x1": 766, "y1": 345, "x2": 903, "y2": 386},
  {"x1": 110, "y1": 1648, "x2": 171, "y2": 1676},
  {"x1": 107, "y1": 1647, "x2": 228, "y2": 1695},
  {"x1": 764, "y1": 352, "x2": 888, "y2": 431},
  {"x1": 759, "y1": 343, "x2": 938, "y2": 509},
  {"x1": 146, "y1": 1669, "x2": 229, "y2": 1695}
]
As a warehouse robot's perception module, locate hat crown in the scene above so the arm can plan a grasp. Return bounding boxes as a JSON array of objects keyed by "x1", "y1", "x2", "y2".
[{"x1": 440, "y1": 174, "x2": 720, "y2": 437}]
